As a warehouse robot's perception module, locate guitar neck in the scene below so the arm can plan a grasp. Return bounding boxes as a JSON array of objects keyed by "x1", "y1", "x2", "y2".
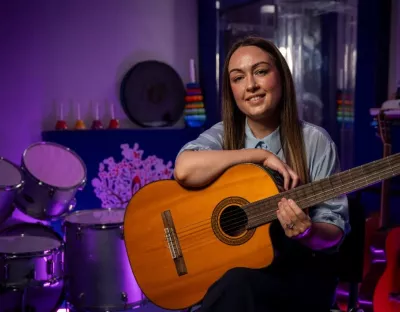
[
  {"x1": 246, "y1": 153, "x2": 400, "y2": 229},
  {"x1": 379, "y1": 143, "x2": 392, "y2": 229}
]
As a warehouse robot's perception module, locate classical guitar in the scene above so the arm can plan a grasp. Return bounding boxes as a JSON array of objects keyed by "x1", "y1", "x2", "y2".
[
  {"x1": 373, "y1": 227, "x2": 400, "y2": 312},
  {"x1": 124, "y1": 153, "x2": 400, "y2": 310}
]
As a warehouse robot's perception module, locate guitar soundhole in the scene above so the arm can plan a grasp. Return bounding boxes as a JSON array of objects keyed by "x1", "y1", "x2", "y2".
[
  {"x1": 212, "y1": 196, "x2": 255, "y2": 245},
  {"x1": 219, "y1": 205, "x2": 248, "y2": 237}
]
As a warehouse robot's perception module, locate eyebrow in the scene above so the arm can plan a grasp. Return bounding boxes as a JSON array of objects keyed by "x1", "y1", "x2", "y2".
[{"x1": 229, "y1": 61, "x2": 271, "y2": 74}]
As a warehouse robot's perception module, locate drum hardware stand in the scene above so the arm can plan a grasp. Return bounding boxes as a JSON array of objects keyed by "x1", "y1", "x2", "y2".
[
  {"x1": 21, "y1": 285, "x2": 35, "y2": 312},
  {"x1": 20, "y1": 270, "x2": 36, "y2": 312}
]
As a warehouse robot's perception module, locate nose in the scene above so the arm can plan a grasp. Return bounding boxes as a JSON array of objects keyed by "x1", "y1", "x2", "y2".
[{"x1": 246, "y1": 76, "x2": 259, "y2": 92}]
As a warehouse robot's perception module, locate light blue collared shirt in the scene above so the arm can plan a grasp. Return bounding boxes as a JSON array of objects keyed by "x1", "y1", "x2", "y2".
[{"x1": 177, "y1": 120, "x2": 351, "y2": 246}]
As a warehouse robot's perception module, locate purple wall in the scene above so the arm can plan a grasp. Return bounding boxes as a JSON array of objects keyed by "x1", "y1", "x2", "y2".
[{"x1": 0, "y1": 0, "x2": 198, "y2": 163}]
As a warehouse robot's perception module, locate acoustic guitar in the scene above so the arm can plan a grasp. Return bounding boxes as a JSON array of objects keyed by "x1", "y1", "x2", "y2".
[{"x1": 124, "y1": 153, "x2": 400, "y2": 310}]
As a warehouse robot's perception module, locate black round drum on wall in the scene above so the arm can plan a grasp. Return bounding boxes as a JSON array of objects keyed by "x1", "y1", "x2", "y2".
[{"x1": 120, "y1": 60, "x2": 186, "y2": 127}]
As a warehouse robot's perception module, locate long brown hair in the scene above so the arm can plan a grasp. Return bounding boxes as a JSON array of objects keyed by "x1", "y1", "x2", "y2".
[{"x1": 221, "y1": 36, "x2": 309, "y2": 184}]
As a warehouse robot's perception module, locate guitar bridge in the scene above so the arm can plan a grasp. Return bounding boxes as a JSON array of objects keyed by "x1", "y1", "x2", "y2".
[
  {"x1": 164, "y1": 227, "x2": 182, "y2": 259},
  {"x1": 161, "y1": 210, "x2": 187, "y2": 276}
]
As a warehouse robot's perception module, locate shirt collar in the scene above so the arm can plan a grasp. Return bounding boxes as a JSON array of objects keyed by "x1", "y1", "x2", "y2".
[{"x1": 245, "y1": 118, "x2": 282, "y2": 155}]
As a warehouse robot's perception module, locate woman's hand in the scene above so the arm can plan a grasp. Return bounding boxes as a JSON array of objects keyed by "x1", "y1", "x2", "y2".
[
  {"x1": 277, "y1": 198, "x2": 312, "y2": 239},
  {"x1": 263, "y1": 154, "x2": 300, "y2": 190}
]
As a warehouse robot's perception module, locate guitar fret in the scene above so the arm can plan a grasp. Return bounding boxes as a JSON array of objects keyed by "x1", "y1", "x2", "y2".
[{"x1": 246, "y1": 153, "x2": 400, "y2": 229}]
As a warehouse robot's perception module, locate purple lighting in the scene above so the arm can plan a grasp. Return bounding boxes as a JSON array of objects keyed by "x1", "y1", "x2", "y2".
[
  {"x1": 370, "y1": 246, "x2": 385, "y2": 254},
  {"x1": 370, "y1": 246, "x2": 387, "y2": 263},
  {"x1": 336, "y1": 289, "x2": 373, "y2": 306}
]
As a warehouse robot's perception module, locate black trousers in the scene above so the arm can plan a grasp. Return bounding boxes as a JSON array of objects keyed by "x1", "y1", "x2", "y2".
[
  {"x1": 199, "y1": 223, "x2": 339, "y2": 312},
  {"x1": 199, "y1": 264, "x2": 337, "y2": 312}
]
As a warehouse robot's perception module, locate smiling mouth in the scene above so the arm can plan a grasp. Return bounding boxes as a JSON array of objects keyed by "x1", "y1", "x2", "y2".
[{"x1": 246, "y1": 94, "x2": 266, "y2": 103}]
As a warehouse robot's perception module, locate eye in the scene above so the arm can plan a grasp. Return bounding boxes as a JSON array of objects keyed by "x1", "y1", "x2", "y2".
[
  {"x1": 232, "y1": 76, "x2": 244, "y2": 83},
  {"x1": 255, "y1": 69, "x2": 268, "y2": 76}
]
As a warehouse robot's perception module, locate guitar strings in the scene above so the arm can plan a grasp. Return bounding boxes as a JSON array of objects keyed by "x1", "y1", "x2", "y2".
[
  {"x1": 179, "y1": 155, "x2": 400, "y2": 236},
  {"x1": 175, "y1": 161, "x2": 400, "y2": 243},
  {"x1": 159, "y1": 163, "x2": 400, "y2": 255},
  {"x1": 173, "y1": 161, "x2": 400, "y2": 246},
  {"x1": 166, "y1": 163, "x2": 400, "y2": 254},
  {"x1": 248, "y1": 154, "x2": 400, "y2": 229},
  {"x1": 176, "y1": 160, "x2": 399, "y2": 239}
]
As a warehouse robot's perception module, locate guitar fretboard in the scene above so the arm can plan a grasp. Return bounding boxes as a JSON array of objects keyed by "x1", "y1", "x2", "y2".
[{"x1": 246, "y1": 153, "x2": 400, "y2": 229}]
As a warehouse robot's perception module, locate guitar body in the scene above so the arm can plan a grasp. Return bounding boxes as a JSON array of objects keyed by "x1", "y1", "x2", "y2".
[
  {"x1": 123, "y1": 163, "x2": 280, "y2": 310},
  {"x1": 373, "y1": 227, "x2": 400, "y2": 312}
]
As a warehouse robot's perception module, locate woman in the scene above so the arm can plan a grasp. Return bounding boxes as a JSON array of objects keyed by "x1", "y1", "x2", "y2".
[{"x1": 174, "y1": 37, "x2": 350, "y2": 312}]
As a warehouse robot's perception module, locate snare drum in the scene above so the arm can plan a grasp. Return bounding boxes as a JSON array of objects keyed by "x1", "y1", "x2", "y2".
[
  {"x1": 0, "y1": 223, "x2": 65, "y2": 312},
  {"x1": 0, "y1": 157, "x2": 24, "y2": 226},
  {"x1": 64, "y1": 208, "x2": 144, "y2": 311},
  {"x1": 15, "y1": 142, "x2": 87, "y2": 220}
]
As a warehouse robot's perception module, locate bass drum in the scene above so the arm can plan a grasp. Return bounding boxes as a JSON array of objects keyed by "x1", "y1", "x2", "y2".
[{"x1": 0, "y1": 222, "x2": 65, "y2": 312}]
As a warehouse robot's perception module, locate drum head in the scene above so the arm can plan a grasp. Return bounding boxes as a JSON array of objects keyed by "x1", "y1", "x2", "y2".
[
  {"x1": 65, "y1": 208, "x2": 125, "y2": 225},
  {"x1": 22, "y1": 142, "x2": 86, "y2": 188},
  {"x1": 120, "y1": 60, "x2": 186, "y2": 127},
  {"x1": 0, "y1": 222, "x2": 65, "y2": 312},
  {"x1": 0, "y1": 157, "x2": 23, "y2": 189},
  {"x1": 0, "y1": 235, "x2": 60, "y2": 254}
]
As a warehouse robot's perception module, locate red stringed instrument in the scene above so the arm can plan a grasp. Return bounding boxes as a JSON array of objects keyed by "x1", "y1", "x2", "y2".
[
  {"x1": 359, "y1": 110, "x2": 393, "y2": 308},
  {"x1": 123, "y1": 152, "x2": 400, "y2": 310},
  {"x1": 373, "y1": 108, "x2": 400, "y2": 312}
]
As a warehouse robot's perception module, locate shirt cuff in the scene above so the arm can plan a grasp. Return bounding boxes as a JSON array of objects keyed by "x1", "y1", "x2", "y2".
[
  {"x1": 311, "y1": 211, "x2": 347, "y2": 234},
  {"x1": 310, "y1": 208, "x2": 350, "y2": 252}
]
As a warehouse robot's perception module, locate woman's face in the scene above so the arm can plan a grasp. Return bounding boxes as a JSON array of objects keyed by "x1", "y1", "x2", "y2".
[{"x1": 228, "y1": 45, "x2": 282, "y2": 122}]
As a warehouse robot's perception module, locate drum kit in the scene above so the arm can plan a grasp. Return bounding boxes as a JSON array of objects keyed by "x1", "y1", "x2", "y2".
[{"x1": 0, "y1": 142, "x2": 146, "y2": 312}]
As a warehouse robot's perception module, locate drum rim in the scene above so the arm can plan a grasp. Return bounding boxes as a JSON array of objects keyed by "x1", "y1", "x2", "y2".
[
  {"x1": 0, "y1": 245, "x2": 62, "y2": 258},
  {"x1": 0, "y1": 231, "x2": 63, "y2": 257},
  {"x1": 0, "y1": 222, "x2": 65, "y2": 256},
  {"x1": 63, "y1": 208, "x2": 126, "y2": 228},
  {"x1": 0, "y1": 157, "x2": 25, "y2": 191},
  {"x1": 21, "y1": 141, "x2": 87, "y2": 190}
]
